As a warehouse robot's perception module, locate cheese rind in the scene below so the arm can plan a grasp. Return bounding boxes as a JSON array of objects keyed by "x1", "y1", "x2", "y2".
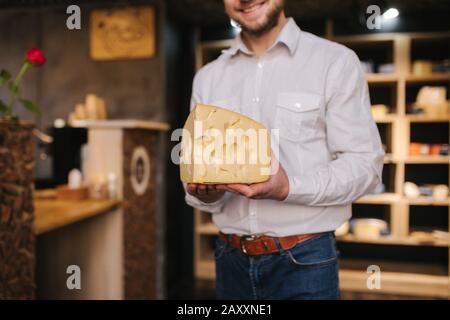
[{"x1": 180, "y1": 104, "x2": 271, "y2": 184}]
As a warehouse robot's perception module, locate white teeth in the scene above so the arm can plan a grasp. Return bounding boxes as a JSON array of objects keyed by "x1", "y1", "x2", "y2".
[{"x1": 242, "y1": 3, "x2": 262, "y2": 13}]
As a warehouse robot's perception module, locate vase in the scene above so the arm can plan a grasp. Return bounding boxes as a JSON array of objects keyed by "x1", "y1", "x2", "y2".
[{"x1": 0, "y1": 120, "x2": 35, "y2": 299}]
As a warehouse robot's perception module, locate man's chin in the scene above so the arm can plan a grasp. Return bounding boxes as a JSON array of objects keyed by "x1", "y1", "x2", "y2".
[
  {"x1": 241, "y1": 19, "x2": 274, "y2": 36},
  {"x1": 242, "y1": 21, "x2": 266, "y2": 33},
  {"x1": 235, "y1": 4, "x2": 283, "y2": 36}
]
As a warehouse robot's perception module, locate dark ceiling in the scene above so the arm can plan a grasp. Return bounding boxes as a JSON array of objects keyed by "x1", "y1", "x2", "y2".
[
  {"x1": 167, "y1": 0, "x2": 450, "y2": 25},
  {"x1": 0, "y1": 0, "x2": 449, "y2": 26}
]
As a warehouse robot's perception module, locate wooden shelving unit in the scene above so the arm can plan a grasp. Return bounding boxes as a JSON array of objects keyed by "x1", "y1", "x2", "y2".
[
  {"x1": 406, "y1": 114, "x2": 450, "y2": 122},
  {"x1": 367, "y1": 73, "x2": 399, "y2": 84},
  {"x1": 340, "y1": 269, "x2": 449, "y2": 299},
  {"x1": 405, "y1": 73, "x2": 450, "y2": 83},
  {"x1": 193, "y1": 28, "x2": 450, "y2": 298},
  {"x1": 373, "y1": 114, "x2": 397, "y2": 123},
  {"x1": 355, "y1": 192, "x2": 401, "y2": 204},
  {"x1": 404, "y1": 155, "x2": 450, "y2": 164},
  {"x1": 336, "y1": 233, "x2": 448, "y2": 247}
]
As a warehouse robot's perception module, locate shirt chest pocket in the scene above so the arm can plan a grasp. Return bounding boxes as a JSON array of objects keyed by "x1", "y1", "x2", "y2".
[{"x1": 275, "y1": 92, "x2": 322, "y2": 142}]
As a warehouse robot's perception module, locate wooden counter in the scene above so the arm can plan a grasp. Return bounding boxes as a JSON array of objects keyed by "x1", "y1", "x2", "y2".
[
  {"x1": 33, "y1": 119, "x2": 166, "y2": 299},
  {"x1": 34, "y1": 198, "x2": 121, "y2": 235},
  {"x1": 35, "y1": 195, "x2": 124, "y2": 299}
]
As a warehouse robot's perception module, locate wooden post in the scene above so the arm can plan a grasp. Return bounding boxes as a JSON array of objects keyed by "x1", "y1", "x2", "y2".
[
  {"x1": 83, "y1": 120, "x2": 169, "y2": 299},
  {"x1": 391, "y1": 201, "x2": 409, "y2": 238}
]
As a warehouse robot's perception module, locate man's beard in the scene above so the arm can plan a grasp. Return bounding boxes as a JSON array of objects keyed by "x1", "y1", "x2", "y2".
[{"x1": 238, "y1": 1, "x2": 284, "y2": 37}]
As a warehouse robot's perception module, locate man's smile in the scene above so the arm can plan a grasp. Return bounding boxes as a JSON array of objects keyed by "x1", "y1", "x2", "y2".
[{"x1": 237, "y1": 1, "x2": 268, "y2": 19}]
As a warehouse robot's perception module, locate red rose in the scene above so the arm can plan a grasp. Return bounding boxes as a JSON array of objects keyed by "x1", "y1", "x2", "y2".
[{"x1": 25, "y1": 48, "x2": 46, "y2": 66}]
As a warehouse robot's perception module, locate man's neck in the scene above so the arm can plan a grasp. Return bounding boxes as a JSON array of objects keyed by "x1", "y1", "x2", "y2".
[{"x1": 241, "y1": 13, "x2": 288, "y2": 56}]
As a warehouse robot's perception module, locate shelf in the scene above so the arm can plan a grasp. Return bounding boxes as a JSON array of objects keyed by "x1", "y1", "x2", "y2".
[
  {"x1": 406, "y1": 196, "x2": 450, "y2": 206},
  {"x1": 367, "y1": 74, "x2": 398, "y2": 84},
  {"x1": 198, "y1": 223, "x2": 219, "y2": 235},
  {"x1": 355, "y1": 193, "x2": 401, "y2": 204},
  {"x1": 339, "y1": 269, "x2": 449, "y2": 298},
  {"x1": 404, "y1": 155, "x2": 450, "y2": 164},
  {"x1": 331, "y1": 31, "x2": 450, "y2": 44},
  {"x1": 406, "y1": 114, "x2": 450, "y2": 122},
  {"x1": 409, "y1": 31, "x2": 450, "y2": 41},
  {"x1": 405, "y1": 73, "x2": 450, "y2": 83},
  {"x1": 330, "y1": 34, "x2": 395, "y2": 44},
  {"x1": 337, "y1": 234, "x2": 448, "y2": 247},
  {"x1": 373, "y1": 114, "x2": 397, "y2": 123},
  {"x1": 356, "y1": 193, "x2": 450, "y2": 206},
  {"x1": 383, "y1": 154, "x2": 425, "y2": 164},
  {"x1": 197, "y1": 258, "x2": 450, "y2": 298}
]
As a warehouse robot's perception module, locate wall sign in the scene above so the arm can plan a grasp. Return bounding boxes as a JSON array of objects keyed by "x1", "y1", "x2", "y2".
[
  {"x1": 90, "y1": 6, "x2": 156, "y2": 60},
  {"x1": 130, "y1": 146, "x2": 151, "y2": 196}
]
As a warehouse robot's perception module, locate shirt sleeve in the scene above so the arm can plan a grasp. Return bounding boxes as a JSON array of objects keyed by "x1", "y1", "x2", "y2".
[
  {"x1": 183, "y1": 70, "x2": 227, "y2": 214},
  {"x1": 283, "y1": 50, "x2": 385, "y2": 206},
  {"x1": 183, "y1": 183, "x2": 227, "y2": 214}
]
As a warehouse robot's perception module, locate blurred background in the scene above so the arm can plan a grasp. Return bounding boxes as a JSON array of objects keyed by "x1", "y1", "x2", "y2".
[{"x1": 0, "y1": 0, "x2": 450, "y2": 300}]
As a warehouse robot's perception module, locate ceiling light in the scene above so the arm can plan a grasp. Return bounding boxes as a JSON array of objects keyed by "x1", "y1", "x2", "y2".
[{"x1": 382, "y1": 8, "x2": 399, "y2": 20}]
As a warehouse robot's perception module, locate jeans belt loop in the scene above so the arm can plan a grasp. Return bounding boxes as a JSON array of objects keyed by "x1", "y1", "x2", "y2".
[
  {"x1": 274, "y1": 237, "x2": 284, "y2": 253},
  {"x1": 240, "y1": 238, "x2": 247, "y2": 254}
]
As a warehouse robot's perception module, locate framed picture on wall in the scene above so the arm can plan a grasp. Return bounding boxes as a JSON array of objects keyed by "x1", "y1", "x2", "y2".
[{"x1": 90, "y1": 6, "x2": 156, "y2": 60}]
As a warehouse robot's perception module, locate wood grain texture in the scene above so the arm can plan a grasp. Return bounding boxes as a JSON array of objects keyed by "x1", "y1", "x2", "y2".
[
  {"x1": 90, "y1": 6, "x2": 156, "y2": 60},
  {"x1": 123, "y1": 129, "x2": 158, "y2": 299},
  {"x1": 34, "y1": 198, "x2": 121, "y2": 235},
  {"x1": 0, "y1": 122, "x2": 35, "y2": 299},
  {"x1": 72, "y1": 119, "x2": 169, "y2": 131}
]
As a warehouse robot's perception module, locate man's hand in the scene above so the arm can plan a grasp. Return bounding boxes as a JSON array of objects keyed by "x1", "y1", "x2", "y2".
[
  {"x1": 187, "y1": 183, "x2": 225, "y2": 203},
  {"x1": 216, "y1": 160, "x2": 289, "y2": 201}
]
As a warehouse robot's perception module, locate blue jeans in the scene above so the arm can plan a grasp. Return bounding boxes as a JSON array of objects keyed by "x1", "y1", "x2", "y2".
[{"x1": 215, "y1": 232, "x2": 339, "y2": 300}]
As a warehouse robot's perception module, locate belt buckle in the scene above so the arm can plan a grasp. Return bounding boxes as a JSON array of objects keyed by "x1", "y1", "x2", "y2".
[{"x1": 240, "y1": 235, "x2": 258, "y2": 254}]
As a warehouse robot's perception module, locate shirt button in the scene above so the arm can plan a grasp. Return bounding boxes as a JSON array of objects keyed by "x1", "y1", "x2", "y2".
[
  {"x1": 250, "y1": 211, "x2": 256, "y2": 216},
  {"x1": 253, "y1": 97, "x2": 260, "y2": 103},
  {"x1": 295, "y1": 102, "x2": 301, "y2": 108},
  {"x1": 257, "y1": 62, "x2": 264, "y2": 69}
]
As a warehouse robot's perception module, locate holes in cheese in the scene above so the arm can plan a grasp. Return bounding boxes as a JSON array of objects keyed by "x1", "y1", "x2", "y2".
[{"x1": 180, "y1": 104, "x2": 272, "y2": 184}]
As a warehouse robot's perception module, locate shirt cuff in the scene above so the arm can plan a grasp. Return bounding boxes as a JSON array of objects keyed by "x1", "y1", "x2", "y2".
[
  {"x1": 185, "y1": 193, "x2": 225, "y2": 213},
  {"x1": 282, "y1": 173, "x2": 319, "y2": 205}
]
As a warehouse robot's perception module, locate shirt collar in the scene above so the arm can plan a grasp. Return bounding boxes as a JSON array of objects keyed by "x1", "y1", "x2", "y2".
[{"x1": 223, "y1": 17, "x2": 300, "y2": 57}]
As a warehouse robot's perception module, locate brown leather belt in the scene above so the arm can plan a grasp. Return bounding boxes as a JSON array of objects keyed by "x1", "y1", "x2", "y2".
[{"x1": 219, "y1": 232, "x2": 321, "y2": 256}]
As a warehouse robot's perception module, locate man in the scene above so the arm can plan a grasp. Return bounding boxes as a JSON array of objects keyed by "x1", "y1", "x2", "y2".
[{"x1": 185, "y1": 0, "x2": 384, "y2": 299}]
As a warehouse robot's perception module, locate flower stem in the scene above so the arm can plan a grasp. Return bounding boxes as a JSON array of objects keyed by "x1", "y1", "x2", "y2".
[{"x1": 6, "y1": 61, "x2": 32, "y2": 116}]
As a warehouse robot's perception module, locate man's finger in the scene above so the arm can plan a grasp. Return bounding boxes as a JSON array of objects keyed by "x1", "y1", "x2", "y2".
[
  {"x1": 197, "y1": 184, "x2": 207, "y2": 195},
  {"x1": 187, "y1": 183, "x2": 198, "y2": 195},
  {"x1": 235, "y1": 182, "x2": 270, "y2": 198},
  {"x1": 216, "y1": 184, "x2": 236, "y2": 193},
  {"x1": 207, "y1": 184, "x2": 221, "y2": 194},
  {"x1": 249, "y1": 182, "x2": 267, "y2": 195},
  {"x1": 226, "y1": 184, "x2": 255, "y2": 198}
]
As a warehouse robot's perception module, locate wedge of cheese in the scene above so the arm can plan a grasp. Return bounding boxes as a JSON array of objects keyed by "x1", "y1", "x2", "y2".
[{"x1": 180, "y1": 104, "x2": 271, "y2": 184}]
